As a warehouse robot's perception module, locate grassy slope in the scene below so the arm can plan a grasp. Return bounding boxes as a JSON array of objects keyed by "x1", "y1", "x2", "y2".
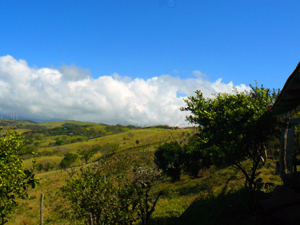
[
  {"x1": 150, "y1": 163, "x2": 282, "y2": 225},
  {"x1": 24, "y1": 127, "x2": 193, "y2": 169},
  {"x1": 7, "y1": 122, "x2": 197, "y2": 225},
  {"x1": 2, "y1": 120, "x2": 282, "y2": 225},
  {"x1": 38, "y1": 120, "x2": 99, "y2": 128},
  {"x1": 0, "y1": 119, "x2": 37, "y2": 135},
  {"x1": 8, "y1": 160, "x2": 282, "y2": 225}
]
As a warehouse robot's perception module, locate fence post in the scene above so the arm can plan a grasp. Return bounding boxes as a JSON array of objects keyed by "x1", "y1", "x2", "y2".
[{"x1": 40, "y1": 193, "x2": 44, "y2": 225}]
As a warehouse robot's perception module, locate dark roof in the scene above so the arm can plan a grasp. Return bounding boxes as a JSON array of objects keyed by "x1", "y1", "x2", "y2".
[{"x1": 271, "y1": 62, "x2": 300, "y2": 118}]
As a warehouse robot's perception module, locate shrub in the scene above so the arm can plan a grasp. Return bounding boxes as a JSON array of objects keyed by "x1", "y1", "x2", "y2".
[
  {"x1": 59, "y1": 153, "x2": 78, "y2": 169},
  {"x1": 154, "y1": 141, "x2": 183, "y2": 182},
  {"x1": 77, "y1": 148, "x2": 96, "y2": 164},
  {"x1": 0, "y1": 129, "x2": 38, "y2": 224},
  {"x1": 183, "y1": 142, "x2": 203, "y2": 177},
  {"x1": 61, "y1": 165, "x2": 161, "y2": 225},
  {"x1": 182, "y1": 136, "x2": 212, "y2": 177},
  {"x1": 44, "y1": 162, "x2": 55, "y2": 171},
  {"x1": 36, "y1": 163, "x2": 44, "y2": 171},
  {"x1": 55, "y1": 139, "x2": 65, "y2": 146},
  {"x1": 101, "y1": 143, "x2": 119, "y2": 157}
]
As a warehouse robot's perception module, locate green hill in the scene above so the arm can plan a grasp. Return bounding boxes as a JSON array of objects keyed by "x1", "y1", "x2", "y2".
[{"x1": 1, "y1": 120, "x2": 281, "y2": 225}]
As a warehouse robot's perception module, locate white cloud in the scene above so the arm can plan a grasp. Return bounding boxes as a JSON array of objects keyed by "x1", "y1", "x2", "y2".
[
  {"x1": 58, "y1": 64, "x2": 91, "y2": 81},
  {"x1": 0, "y1": 55, "x2": 250, "y2": 126}
]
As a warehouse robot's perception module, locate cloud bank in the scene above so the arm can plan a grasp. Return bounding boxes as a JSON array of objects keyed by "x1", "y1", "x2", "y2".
[{"x1": 0, "y1": 55, "x2": 250, "y2": 126}]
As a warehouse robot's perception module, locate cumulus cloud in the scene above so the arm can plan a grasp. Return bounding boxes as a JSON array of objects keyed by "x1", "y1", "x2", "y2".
[
  {"x1": 0, "y1": 55, "x2": 250, "y2": 126},
  {"x1": 58, "y1": 64, "x2": 91, "y2": 81}
]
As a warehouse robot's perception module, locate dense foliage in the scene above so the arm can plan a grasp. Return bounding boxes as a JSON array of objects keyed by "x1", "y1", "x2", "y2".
[
  {"x1": 77, "y1": 148, "x2": 96, "y2": 164},
  {"x1": 59, "y1": 152, "x2": 79, "y2": 169},
  {"x1": 26, "y1": 123, "x2": 138, "y2": 138},
  {"x1": 181, "y1": 84, "x2": 280, "y2": 196},
  {"x1": 0, "y1": 129, "x2": 38, "y2": 224},
  {"x1": 154, "y1": 142, "x2": 184, "y2": 182},
  {"x1": 182, "y1": 136, "x2": 211, "y2": 177},
  {"x1": 62, "y1": 163, "x2": 161, "y2": 225}
]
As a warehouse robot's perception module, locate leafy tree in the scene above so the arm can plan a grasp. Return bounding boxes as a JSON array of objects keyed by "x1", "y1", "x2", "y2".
[
  {"x1": 0, "y1": 129, "x2": 38, "y2": 224},
  {"x1": 59, "y1": 152, "x2": 78, "y2": 169},
  {"x1": 101, "y1": 143, "x2": 119, "y2": 157},
  {"x1": 55, "y1": 139, "x2": 65, "y2": 146},
  {"x1": 44, "y1": 162, "x2": 55, "y2": 171},
  {"x1": 182, "y1": 136, "x2": 211, "y2": 177},
  {"x1": 131, "y1": 167, "x2": 162, "y2": 225},
  {"x1": 154, "y1": 141, "x2": 184, "y2": 182},
  {"x1": 36, "y1": 163, "x2": 44, "y2": 171},
  {"x1": 77, "y1": 148, "x2": 96, "y2": 164},
  {"x1": 181, "y1": 83, "x2": 280, "y2": 197},
  {"x1": 61, "y1": 164, "x2": 161, "y2": 225},
  {"x1": 62, "y1": 167, "x2": 135, "y2": 225}
]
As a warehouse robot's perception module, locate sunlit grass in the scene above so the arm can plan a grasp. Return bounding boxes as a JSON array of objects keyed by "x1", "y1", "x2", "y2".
[
  {"x1": 8, "y1": 156, "x2": 282, "y2": 225},
  {"x1": 38, "y1": 120, "x2": 99, "y2": 128},
  {"x1": 3, "y1": 120, "x2": 281, "y2": 225},
  {"x1": 24, "y1": 128, "x2": 194, "y2": 170}
]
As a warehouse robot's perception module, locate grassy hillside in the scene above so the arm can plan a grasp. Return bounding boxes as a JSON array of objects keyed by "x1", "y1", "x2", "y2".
[
  {"x1": 38, "y1": 120, "x2": 99, "y2": 128},
  {"x1": 1, "y1": 119, "x2": 282, "y2": 225},
  {"x1": 22, "y1": 126, "x2": 194, "y2": 170},
  {"x1": 7, "y1": 159, "x2": 281, "y2": 225},
  {"x1": 0, "y1": 119, "x2": 37, "y2": 135}
]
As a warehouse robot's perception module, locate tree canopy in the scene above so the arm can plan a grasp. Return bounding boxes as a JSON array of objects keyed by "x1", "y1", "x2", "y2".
[
  {"x1": 154, "y1": 141, "x2": 183, "y2": 182},
  {"x1": 59, "y1": 152, "x2": 79, "y2": 169},
  {"x1": 181, "y1": 84, "x2": 280, "y2": 196},
  {"x1": 0, "y1": 129, "x2": 38, "y2": 224},
  {"x1": 61, "y1": 164, "x2": 162, "y2": 225},
  {"x1": 77, "y1": 148, "x2": 96, "y2": 164}
]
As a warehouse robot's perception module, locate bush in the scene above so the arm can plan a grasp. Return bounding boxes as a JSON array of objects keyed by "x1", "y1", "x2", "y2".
[
  {"x1": 183, "y1": 142, "x2": 203, "y2": 177},
  {"x1": 55, "y1": 139, "x2": 65, "y2": 146},
  {"x1": 154, "y1": 142, "x2": 183, "y2": 182},
  {"x1": 59, "y1": 153, "x2": 78, "y2": 169},
  {"x1": 182, "y1": 136, "x2": 212, "y2": 178},
  {"x1": 0, "y1": 129, "x2": 38, "y2": 224},
  {"x1": 101, "y1": 143, "x2": 119, "y2": 157},
  {"x1": 36, "y1": 163, "x2": 44, "y2": 171},
  {"x1": 44, "y1": 162, "x2": 55, "y2": 171},
  {"x1": 77, "y1": 148, "x2": 96, "y2": 164},
  {"x1": 61, "y1": 165, "x2": 162, "y2": 225}
]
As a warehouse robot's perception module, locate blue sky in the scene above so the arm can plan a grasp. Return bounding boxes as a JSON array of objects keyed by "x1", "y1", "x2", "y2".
[{"x1": 0, "y1": 0, "x2": 299, "y2": 125}]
